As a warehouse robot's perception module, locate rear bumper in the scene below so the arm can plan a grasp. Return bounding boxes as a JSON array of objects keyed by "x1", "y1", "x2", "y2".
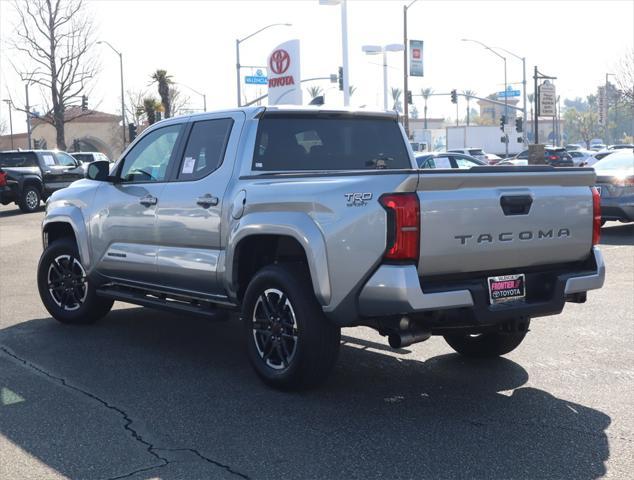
[
  {"x1": 0, "y1": 185, "x2": 16, "y2": 205},
  {"x1": 358, "y1": 247, "x2": 604, "y2": 326},
  {"x1": 600, "y1": 197, "x2": 634, "y2": 221}
]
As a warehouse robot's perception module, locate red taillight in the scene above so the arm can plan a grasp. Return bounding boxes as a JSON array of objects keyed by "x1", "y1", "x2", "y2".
[
  {"x1": 0, "y1": 171, "x2": 6, "y2": 187},
  {"x1": 591, "y1": 186, "x2": 601, "y2": 246},
  {"x1": 379, "y1": 193, "x2": 420, "y2": 261},
  {"x1": 548, "y1": 155, "x2": 558, "y2": 161}
]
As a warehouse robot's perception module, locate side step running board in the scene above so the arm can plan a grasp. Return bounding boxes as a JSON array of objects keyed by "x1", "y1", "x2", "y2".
[{"x1": 96, "y1": 285, "x2": 236, "y2": 320}]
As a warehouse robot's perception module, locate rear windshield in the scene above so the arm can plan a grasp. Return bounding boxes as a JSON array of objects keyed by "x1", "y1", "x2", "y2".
[
  {"x1": 0, "y1": 152, "x2": 38, "y2": 167},
  {"x1": 468, "y1": 149, "x2": 484, "y2": 156},
  {"x1": 72, "y1": 153, "x2": 93, "y2": 163},
  {"x1": 594, "y1": 151, "x2": 634, "y2": 171},
  {"x1": 252, "y1": 114, "x2": 411, "y2": 171}
]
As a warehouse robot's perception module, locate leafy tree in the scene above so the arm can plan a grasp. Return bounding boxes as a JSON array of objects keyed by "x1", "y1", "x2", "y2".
[
  {"x1": 564, "y1": 108, "x2": 600, "y2": 148},
  {"x1": 150, "y1": 70, "x2": 173, "y2": 118},
  {"x1": 349, "y1": 85, "x2": 357, "y2": 97},
  {"x1": 10, "y1": 0, "x2": 98, "y2": 150}
]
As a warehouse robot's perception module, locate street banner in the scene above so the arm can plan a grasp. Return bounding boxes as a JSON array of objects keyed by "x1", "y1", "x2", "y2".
[
  {"x1": 267, "y1": 39, "x2": 302, "y2": 105},
  {"x1": 409, "y1": 40, "x2": 424, "y2": 77},
  {"x1": 598, "y1": 86, "x2": 607, "y2": 126},
  {"x1": 538, "y1": 81, "x2": 556, "y2": 117}
]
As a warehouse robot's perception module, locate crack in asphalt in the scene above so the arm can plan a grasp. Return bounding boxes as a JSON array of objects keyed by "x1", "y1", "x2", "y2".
[{"x1": 0, "y1": 345, "x2": 251, "y2": 480}]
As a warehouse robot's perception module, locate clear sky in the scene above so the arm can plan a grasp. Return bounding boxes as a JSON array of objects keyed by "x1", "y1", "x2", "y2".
[{"x1": 1, "y1": 0, "x2": 633, "y2": 133}]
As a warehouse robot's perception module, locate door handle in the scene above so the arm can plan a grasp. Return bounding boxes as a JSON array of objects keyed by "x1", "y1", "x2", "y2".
[
  {"x1": 196, "y1": 194, "x2": 219, "y2": 208},
  {"x1": 500, "y1": 195, "x2": 532, "y2": 216},
  {"x1": 139, "y1": 195, "x2": 158, "y2": 207}
]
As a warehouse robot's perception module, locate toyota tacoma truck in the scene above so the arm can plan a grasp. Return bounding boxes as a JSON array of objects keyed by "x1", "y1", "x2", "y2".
[{"x1": 37, "y1": 107, "x2": 605, "y2": 390}]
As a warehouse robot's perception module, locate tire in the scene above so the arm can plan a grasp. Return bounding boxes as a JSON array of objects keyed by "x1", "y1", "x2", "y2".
[
  {"x1": 19, "y1": 185, "x2": 41, "y2": 213},
  {"x1": 444, "y1": 320, "x2": 530, "y2": 358},
  {"x1": 242, "y1": 263, "x2": 341, "y2": 390},
  {"x1": 37, "y1": 238, "x2": 113, "y2": 324}
]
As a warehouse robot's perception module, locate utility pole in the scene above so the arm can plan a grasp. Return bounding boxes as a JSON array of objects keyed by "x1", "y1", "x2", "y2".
[
  {"x1": 2, "y1": 100, "x2": 13, "y2": 149},
  {"x1": 605, "y1": 73, "x2": 615, "y2": 144},
  {"x1": 25, "y1": 83, "x2": 32, "y2": 149}
]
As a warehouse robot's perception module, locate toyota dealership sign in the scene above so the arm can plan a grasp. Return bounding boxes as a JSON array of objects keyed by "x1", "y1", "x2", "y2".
[{"x1": 267, "y1": 39, "x2": 302, "y2": 105}]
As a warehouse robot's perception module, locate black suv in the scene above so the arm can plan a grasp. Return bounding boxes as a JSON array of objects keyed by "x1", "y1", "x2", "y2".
[
  {"x1": 0, "y1": 150, "x2": 85, "y2": 213},
  {"x1": 514, "y1": 147, "x2": 574, "y2": 167}
]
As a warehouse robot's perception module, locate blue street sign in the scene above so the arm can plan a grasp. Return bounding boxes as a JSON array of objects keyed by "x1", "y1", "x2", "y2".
[
  {"x1": 497, "y1": 89, "x2": 521, "y2": 98},
  {"x1": 245, "y1": 76, "x2": 268, "y2": 85}
]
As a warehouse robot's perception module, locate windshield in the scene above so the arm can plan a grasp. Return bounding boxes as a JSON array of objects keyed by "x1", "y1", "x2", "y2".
[
  {"x1": 72, "y1": 154, "x2": 93, "y2": 163},
  {"x1": 252, "y1": 114, "x2": 411, "y2": 171}
]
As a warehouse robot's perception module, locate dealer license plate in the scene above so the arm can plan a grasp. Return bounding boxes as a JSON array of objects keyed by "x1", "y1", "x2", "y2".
[{"x1": 487, "y1": 274, "x2": 526, "y2": 304}]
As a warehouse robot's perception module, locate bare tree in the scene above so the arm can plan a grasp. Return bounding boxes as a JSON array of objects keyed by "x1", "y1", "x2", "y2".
[
  {"x1": 615, "y1": 49, "x2": 634, "y2": 109},
  {"x1": 168, "y1": 87, "x2": 190, "y2": 117},
  {"x1": 125, "y1": 89, "x2": 147, "y2": 126},
  {"x1": 9, "y1": 0, "x2": 98, "y2": 150}
]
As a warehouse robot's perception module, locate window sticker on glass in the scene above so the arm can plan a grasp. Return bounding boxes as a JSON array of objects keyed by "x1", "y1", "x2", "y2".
[
  {"x1": 182, "y1": 156, "x2": 196, "y2": 174},
  {"x1": 43, "y1": 154, "x2": 55, "y2": 166},
  {"x1": 434, "y1": 156, "x2": 451, "y2": 169}
]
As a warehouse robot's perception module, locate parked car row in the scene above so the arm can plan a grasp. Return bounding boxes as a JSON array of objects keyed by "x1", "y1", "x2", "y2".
[{"x1": 0, "y1": 149, "x2": 110, "y2": 213}]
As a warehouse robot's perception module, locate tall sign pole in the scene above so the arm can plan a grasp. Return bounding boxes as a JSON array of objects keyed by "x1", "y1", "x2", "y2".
[{"x1": 403, "y1": 4, "x2": 409, "y2": 135}]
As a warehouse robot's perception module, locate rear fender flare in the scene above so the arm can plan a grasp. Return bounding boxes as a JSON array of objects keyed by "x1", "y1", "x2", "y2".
[{"x1": 225, "y1": 212, "x2": 331, "y2": 306}]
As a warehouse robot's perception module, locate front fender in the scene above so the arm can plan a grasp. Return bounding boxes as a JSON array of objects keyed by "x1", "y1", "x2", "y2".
[
  {"x1": 42, "y1": 203, "x2": 91, "y2": 269},
  {"x1": 224, "y1": 212, "x2": 331, "y2": 306}
]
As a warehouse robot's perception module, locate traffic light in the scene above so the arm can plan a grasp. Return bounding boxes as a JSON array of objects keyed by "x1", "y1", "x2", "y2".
[
  {"x1": 128, "y1": 123, "x2": 138, "y2": 142},
  {"x1": 515, "y1": 117, "x2": 523, "y2": 133},
  {"x1": 81, "y1": 95, "x2": 88, "y2": 111},
  {"x1": 338, "y1": 66, "x2": 344, "y2": 91},
  {"x1": 500, "y1": 115, "x2": 507, "y2": 131},
  {"x1": 450, "y1": 89, "x2": 457, "y2": 104},
  {"x1": 406, "y1": 90, "x2": 413, "y2": 105}
]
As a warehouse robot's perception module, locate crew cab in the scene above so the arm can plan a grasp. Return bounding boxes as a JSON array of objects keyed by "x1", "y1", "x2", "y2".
[
  {"x1": 37, "y1": 107, "x2": 605, "y2": 390},
  {"x1": 0, "y1": 150, "x2": 85, "y2": 212}
]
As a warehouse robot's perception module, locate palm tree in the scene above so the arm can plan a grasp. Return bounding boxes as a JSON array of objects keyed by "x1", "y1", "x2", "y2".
[
  {"x1": 421, "y1": 88, "x2": 433, "y2": 129},
  {"x1": 307, "y1": 86, "x2": 324, "y2": 99},
  {"x1": 348, "y1": 85, "x2": 357, "y2": 97},
  {"x1": 391, "y1": 87, "x2": 402, "y2": 112},
  {"x1": 143, "y1": 97, "x2": 160, "y2": 125},
  {"x1": 463, "y1": 90, "x2": 476, "y2": 125},
  {"x1": 150, "y1": 69, "x2": 173, "y2": 118}
]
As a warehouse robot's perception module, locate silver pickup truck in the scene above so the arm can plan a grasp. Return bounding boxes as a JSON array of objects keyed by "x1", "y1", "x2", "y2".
[{"x1": 38, "y1": 107, "x2": 605, "y2": 390}]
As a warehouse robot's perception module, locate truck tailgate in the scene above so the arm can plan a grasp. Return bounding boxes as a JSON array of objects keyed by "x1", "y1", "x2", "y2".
[{"x1": 417, "y1": 168, "x2": 596, "y2": 276}]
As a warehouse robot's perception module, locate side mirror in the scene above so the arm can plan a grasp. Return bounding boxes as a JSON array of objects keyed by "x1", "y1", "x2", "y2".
[{"x1": 86, "y1": 160, "x2": 111, "y2": 181}]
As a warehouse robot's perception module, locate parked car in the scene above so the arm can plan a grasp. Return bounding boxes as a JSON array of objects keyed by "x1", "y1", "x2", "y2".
[
  {"x1": 0, "y1": 150, "x2": 85, "y2": 212},
  {"x1": 592, "y1": 149, "x2": 618, "y2": 162},
  {"x1": 484, "y1": 153, "x2": 503, "y2": 164},
  {"x1": 447, "y1": 147, "x2": 487, "y2": 162},
  {"x1": 568, "y1": 149, "x2": 596, "y2": 166},
  {"x1": 498, "y1": 159, "x2": 528, "y2": 166},
  {"x1": 608, "y1": 144, "x2": 634, "y2": 150},
  {"x1": 593, "y1": 149, "x2": 634, "y2": 223},
  {"x1": 565, "y1": 144, "x2": 583, "y2": 151},
  {"x1": 590, "y1": 143, "x2": 607, "y2": 151},
  {"x1": 513, "y1": 147, "x2": 574, "y2": 167},
  {"x1": 416, "y1": 152, "x2": 486, "y2": 169},
  {"x1": 37, "y1": 107, "x2": 605, "y2": 390},
  {"x1": 71, "y1": 151, "x2": 111, "y2": 164}
]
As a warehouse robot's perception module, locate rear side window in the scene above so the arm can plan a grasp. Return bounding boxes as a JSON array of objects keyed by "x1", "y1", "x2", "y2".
[
  {"x1": 252, "y1": 115, "x2": 410, "y2": 171},
  {"x1": 468, "y1": 149, "x2": 484, "y2": 156},
  {"x1": 0, "y1": 152, "x2": 38, "y2": 167},
  {"x1": 178, "y1": 118, "x2": 233, "y2": 180}
]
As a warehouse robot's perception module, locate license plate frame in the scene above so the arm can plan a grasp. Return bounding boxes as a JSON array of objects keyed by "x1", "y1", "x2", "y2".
[{"x1": 487, "y1": 274, "x2": 526, "y2": 305}]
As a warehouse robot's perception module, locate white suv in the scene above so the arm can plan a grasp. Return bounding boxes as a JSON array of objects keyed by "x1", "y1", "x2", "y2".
[{"x1": 448, "y1": 148, "x2": 487, "y2": 162}]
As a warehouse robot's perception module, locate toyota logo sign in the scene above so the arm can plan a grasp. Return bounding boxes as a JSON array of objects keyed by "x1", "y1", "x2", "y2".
[{"x1": 269, "y1": 49, "x2": 291, "y2": 75}]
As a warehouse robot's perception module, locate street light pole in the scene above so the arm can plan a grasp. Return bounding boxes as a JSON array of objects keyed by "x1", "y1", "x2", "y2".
[
  {"x1": 25, "y1": 83, "x2": 32, "y2": 149},
  {"x1": 97, "y1": 40, "x2": 126, "y2": 147},
  {"x1": 178, "y1": 83, "x2": 207, "y2": 111},
  {"x1": 492, "y1": 46, "x2": 527, "y2": 145},
  {"x1": 362, "y1": 44, "x2": 404, "y2": 111},
  {"x1": 236, "y1": 23, "x2": 292, "y2": 107},
  {"x1": 402, "y1": 0, "x2": 419, "y2": 138},
  {"x1": 2, "y1": 100, "x2": 14, "y2": 149},
  {"x1": 341, "y1": 0, "x2": 350, "y2": 106},
  {"x1": 462, "y1": 38, "x2": 508, "y2": 156}
]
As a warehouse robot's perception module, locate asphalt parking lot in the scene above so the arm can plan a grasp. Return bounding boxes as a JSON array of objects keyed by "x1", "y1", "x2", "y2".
[{"x1": 0, "y1": 202, "x2": 632, "y2": 480}]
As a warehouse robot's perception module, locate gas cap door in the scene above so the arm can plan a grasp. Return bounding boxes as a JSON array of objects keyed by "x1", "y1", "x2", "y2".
[{"x1": 231, "y1": 190, "x2": 247, "y2": 219}]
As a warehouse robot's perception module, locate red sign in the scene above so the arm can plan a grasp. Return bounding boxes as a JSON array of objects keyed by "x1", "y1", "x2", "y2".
[{"x1": 269, "y1": 49, "x2": 290, "y2": 75}]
